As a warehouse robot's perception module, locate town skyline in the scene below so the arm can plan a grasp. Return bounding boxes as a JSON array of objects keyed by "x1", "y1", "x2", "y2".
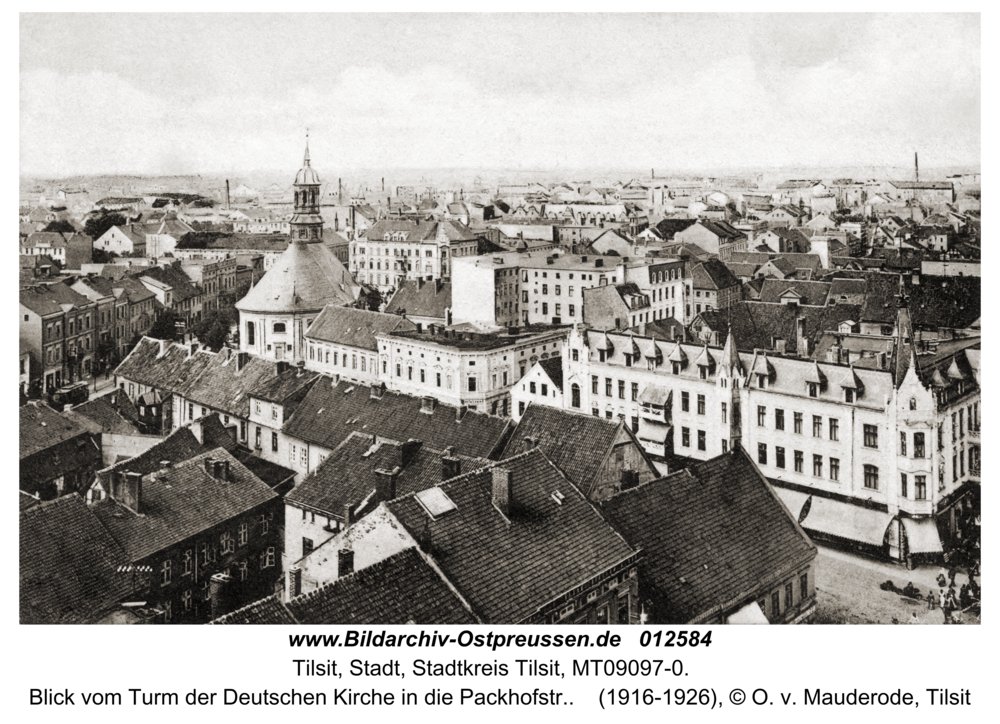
[{"x1": 21, "y1": 13, "x2": 980, "y2": 177}]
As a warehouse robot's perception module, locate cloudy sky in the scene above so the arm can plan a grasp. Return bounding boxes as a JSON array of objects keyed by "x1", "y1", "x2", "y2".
[{"x1": 20, "y1": 13, "x2": 980, "y2": 176}]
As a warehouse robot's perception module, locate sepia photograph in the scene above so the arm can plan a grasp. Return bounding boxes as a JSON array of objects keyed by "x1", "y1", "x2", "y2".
[{"x1": 19, "y1": 12, "x2": 980, "y2": 629}]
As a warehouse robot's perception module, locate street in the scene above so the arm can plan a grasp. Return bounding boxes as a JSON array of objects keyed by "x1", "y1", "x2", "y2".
[{"x1": 809, "y1": 545, "x2": 980, "y2": 625}]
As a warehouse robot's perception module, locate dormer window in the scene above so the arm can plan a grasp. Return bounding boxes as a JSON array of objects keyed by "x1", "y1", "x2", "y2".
[
  {"x1": 845, "y1": 388, "x2": 854, "y2": 403},
  {"x1": 808, "y1": 383, "x2": 818, "y2": 398}
]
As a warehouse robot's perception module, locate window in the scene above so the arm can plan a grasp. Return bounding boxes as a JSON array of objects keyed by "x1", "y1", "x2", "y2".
[
  {"x1": 260, "y1": 514, "x2": 269, "y2": 535},
  {"x1": 273, "y1": 322, "x2": 285, "y2": 333},
  {"x1": 722, "y1": 439, "x2": 728, "y2": 453},
  {"x1": 300, "y1": 447, "x2": 307, "y2": 467},
  {"x1": 829, "y1": 418, "x2": 839, "y2": 441},
  {"x1": 592, "y1": 375, "x2": 599, "y2": 395},
  {"x1": 606, "y1": 378, "x2": 612, "y2": 396},
  {"x1": 915, "y1": 475, "x2": 927, "y2": 500},
  {"x1": 758, "y1": 443, "x2": 767, "y2": 465},
  {"x1": 572, "y1": 349, "x2": 579, "y2": 362},
  {"x1": 260, "y1": 547, "x2": 275, "y2": 569},
  {"x1": 864, "y1": 424, "x2": 878, "y2": 449},
  {"x1": 569, "y1": 304, "x2": 575, "y2": 317},
  {"x1": 775, "y1": 408, "x2": 785, "y2": 430},
  {"x1": 775, "y1": 446, "x2": 785, "y2": 469},
  {"x1": 182, "y1": 589, "x2": 192, "y2": 612},
  {"x1": 618, "y1": 380, "x2": 625, "y2": 399},
  {"x1": 830, "y1": 457, "x2": 839, "y2": 481},
  {"x1": 863, "y1": 465, "x2": 879, "y2": 490},
  {"x1": 900, "y1": 472, "x2": 908, "y2": 498},
  {"x1": 238, "y1": 522, "x2": 248, "y2": 546},
  {"x1": 800, "y1": 573, "x2": 809, "y2": 601},
  {"x1": 302, "y1": 538, "x2": 314, "y2": 557},
  {"x1": 631, "y1": 382, "x2": 639, "y2": 401},
  {"x1": 811, "y1": 415, "x2": 822, "y2": 438},
  {"x1": 844, "y1": 388, "x2": 854, "y2": 403},
  {"x1": 183, "y1": 550, "x2": 192, "y2": 576},
  {"x1": 617, "y1": 594, "x2": 630, "y2": 624},
  {"x1": 794, "y1": 412, "x2": 803, "y2": 434},
  {"x1": 757, "y1": 405, "x2": 766, "y2": 426},
  {"x1": 697, "y1": 394, "x2": 705, "y2": 415},
  {"x1": 571, "y1": 384, "x2": 581, "y2": 408},
  {"x1": 771, "y1": 591, "x2": 781, "y2": 618},
  {"x1": 541, "y1": 383, "x2": 548, "y2": 396},
  {"x1": 697, "y1": 430, "x2": 706, "y2": 451},
  {"x1": 255, "y1": 426, "x2": 261, "y2": 449},
  {"x1": 812, "y1": 454, "x2": 823, "y2": 477},
  {"x1": 794, "y1": 450, "x2": 804, "y2": 473},
  {"x1": 682, "y1": 427, "x2": 690, "y2": 447},
  {"x1": 721, "y1": 402, "x2": 728, "y2": 424},
  {"x1": 530, "y1": 381, "x2": 536, "y2": 394},
  {"x1": 914, "y1": 432, "x2": 925, "y2": 458},
  {"x1": 160, "y1": 560, "x2": 172, "y2": 586},
  {"x1": 682, "y1": 392, "x2": 689, "y2": 412},
  {"x1": 221, "y1": 531, "x2": 234, "y2": 554},
  {"x1": 467, "y1": 376, "x2": 477, "y2": 392},
  {"x1": 272, "y1": 431, "x2": 278, "y2": 452},
  {"x1": 900, "y1": 431, "x2": 907, "y2": 457},
  {"x1": 808, "y1": 382, "x2": 818, "y2": 398},
  {"x1": 785, "y1": 582, "x2": 795, "y2": 610}
]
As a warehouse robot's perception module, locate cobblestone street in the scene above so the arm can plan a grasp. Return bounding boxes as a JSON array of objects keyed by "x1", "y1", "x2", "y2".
[{"x1": 809, "y1": 545, "x2": 980, "y2": 625}]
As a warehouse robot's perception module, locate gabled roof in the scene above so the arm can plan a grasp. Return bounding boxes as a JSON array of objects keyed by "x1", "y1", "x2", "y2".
[
  {"x1": 501, "y1": 405, "x2": 645, "y2": 498},
  {"x1": 601, "y1": 449, "x2": 816, "y2": 623},
  {"x1": 93, "y1": 426, "x2": 207, "y2": 492},
  {"x1": 286, "y1": 432, "x2": 489, "y2": 519},
  {"x1": 137, "y1": 264, "x2": 201, "y2": 303},
  {"x1": 282, "y1": 379, "x2": 512, "y2": 460},
  {"x1": 690, "y1": 259, "x2": 739, "y2": 290},
  {"x1": 758, "y1": 279, "x2": 831, "y2": 306},
  {"x1": 386, "y1": 449, "x2": 637, "y2": 623},
  {"x1": 20, "y1": 282, "x2": 92, "y2": 316},
  {"x1": 67, "y1": 392, "x2": 141, "y2": 435},
  {"x1": 20, "y1": 401, "x2": 94, "y2": 460},
  {"x1": 306, "y1": 304, "x2": 416, "y2": 351},
  {"x1": 209, "y1": 594, "x2": 299, "y2": 625},
  {"x1": 20, "y1": 494, "x2": 133, "y2": 624},
  {"x1": 92, "y1": 448, "x2": 278, "y2": 561},
  {"x1": 537, "y1": 356, "x2": 564, "y2": 392}
]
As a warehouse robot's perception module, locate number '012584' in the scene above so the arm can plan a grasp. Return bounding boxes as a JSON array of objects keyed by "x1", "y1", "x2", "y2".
[{"x1": 639, "y1": 630, "x2": 712, "y2": 647}]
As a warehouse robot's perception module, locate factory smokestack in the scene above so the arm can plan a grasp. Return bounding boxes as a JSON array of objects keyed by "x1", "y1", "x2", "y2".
[
  {"x1": 225, "y1": 179, "x2": 230, "y2": 210},
  {"x1": 915, "y1": 152, "x2": 919, "y2": 182}
]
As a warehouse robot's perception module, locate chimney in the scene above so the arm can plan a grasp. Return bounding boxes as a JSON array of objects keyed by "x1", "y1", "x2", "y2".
[
  {"x1": 119, "y1": 471, "x2": 143, "y2": 515},
  {"x1": 370, "y1": 382, "x2": 385, "y2": 400},
  {"x1": 189, "y1": 343, "x2": 199, "y2": 356},
  {"x1": 522, "y1": 435, "x2": 540, "y2": 449},
  {"x1": 399, "y1": 438, "x2": 422, "y2": 469},
  {"x1": 375, "y1": 467, "x2": 399, "y2": 503},
  {"x1": 620, "y1": 469, "x2": 640, "y2": 491},
  {"x1": 209, "y1": 572, "x2": 232, "y2": 621},
  {"x1": 492, "y1": 467, "x2": 513, "y2": 517},
  {"x1": 288, "y1": 566, "x2": 302, "y2": 598},
  {"x1": 276, "y1": 361, "x2": 289, "y2": 375},
  {"x1": 225, "y1": 180, "x2": 230, "y2": 210},
  {"x1": 442, "y1": 455, "x2": 461, "y2": 481},
  {"x1": 342, "y1": 502, "x2": 356, "y2": 526},
  {"x1": 204, "y1": 457, "x2": 215, "y2": 476},
  {"x1": 455, "y1": 405, "x2": 468, "y2": 422},
  {"x1": 796, "y1": 317, "x2": 809, "y2": 357},
  {"x1": 338, "y1": 549, "x2": 355, "y2": 577}
]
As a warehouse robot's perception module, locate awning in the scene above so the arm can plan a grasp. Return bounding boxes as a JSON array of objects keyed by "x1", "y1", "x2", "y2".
[
  {"x1": 773, "y1": 487, "x2": 811, "y2": 523},
  {"x1": 727, "y1": 600, "x2": 769, "y2": 625},
  {"x1": 801, "y1": 496, "x2": 893, "y2": 547},
  {"x1": 901, "y1": 517, "x2": 944, "y2": 554}
]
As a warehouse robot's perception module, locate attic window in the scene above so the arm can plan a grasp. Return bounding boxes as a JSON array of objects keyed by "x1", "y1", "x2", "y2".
[{"x1": 415, "y1": 487, "x2": 457, "y2": 519}]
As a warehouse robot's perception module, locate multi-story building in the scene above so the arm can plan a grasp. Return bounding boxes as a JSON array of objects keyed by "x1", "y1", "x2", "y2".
[
  {"x1": 94, "y1": 224, "x2": 147, "y2": 256},
  {"x1": 349, "y1": 218, "x2": 479, "y2": 294},
  {"x1": 375, "y1": 325, "x2": 569, "y2": 417},
  {"x1": 620, "y1": 258, "x2": 689, "y2": 323},
  {"x1": 303, "y1": 305, "x2": 416, "y2": 385},
  {"x1": 179, "y1": 256, "x2": 238, "y2": 313},
  {"x1": 532, "y1": 302, "x2": 980, "y2": 561},
  {"x1": 452, "y1": 251, "x2": 629, "y2": 329},
  {"x1": 20, "y1": 282, "x2": 97, "y2": 392}
]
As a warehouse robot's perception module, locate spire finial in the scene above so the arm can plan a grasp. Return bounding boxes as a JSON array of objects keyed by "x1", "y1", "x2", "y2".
[{"x1": 304, "y1": 128, "x2": 311, "y2": 166}]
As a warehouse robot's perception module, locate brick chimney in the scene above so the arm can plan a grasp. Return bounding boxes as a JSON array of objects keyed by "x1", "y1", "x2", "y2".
[
  {"x1": 338, "y1": 549, "x2": 355, "y2": 577},
  {"x1": 399, "y1": 439, "x2": 421, "y2": 469},
  {"x1": 420, "y1": 396, "x2": 436, "y2": 414},
  {"x1": 236, "y1": 351, "x2": 250, "y2": 371},
  {"x1": 456, "y1": 405, "x2": 468, "y2": 422},
  {"x1": 492, "y1": 466, "x2": 513, "y2": 517},
  {"x1": 209, "y1": 572, "x2": 232, "y2": 620},
  {"x1": 117, "y1": 471, "x2": 143, "y2": 514},
  {"x1": 342, "y1": 502, "x2": 356, "y2": 526},
  {"x1": 796, "y1": 317, "x2": 809, "y2": 357},
  {"x1": 442, "y1": 455, "x2": 462, "y2": 481},
  {"x1": 374, "y1": 467, "x2": 399, "y2": 503},
  {"x1": 288, "y1": 566, "x2": 302, "y2": 598},
  {"x1": 370, "y1": 382, "x2": 385, "y2": 400}
]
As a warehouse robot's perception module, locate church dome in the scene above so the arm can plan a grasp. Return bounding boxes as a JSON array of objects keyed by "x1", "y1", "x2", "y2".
[{"x1": 294, "y1": 137, "x2": 321, "y2": 186}]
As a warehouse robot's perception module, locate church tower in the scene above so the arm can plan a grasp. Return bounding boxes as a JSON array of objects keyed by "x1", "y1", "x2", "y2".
[{"x1": 290, "y1": 133, "x2": 325, "y2": 242}]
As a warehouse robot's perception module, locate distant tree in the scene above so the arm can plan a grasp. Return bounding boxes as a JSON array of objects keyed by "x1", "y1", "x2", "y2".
[
  {"x1": 84, "y1": 212, "x2": 127, "y2": 241},
  {"x1": 41, "y1": 219, "x2": 76, "y2": 234},
  {"x1": 176, "y1": 231, "x2": 231, "y2": 249},
  {"x1": 147, "y1": 309, "x2": 181, "y2": 342},
  {"x1": 191, "y1": 198, "x2": 215, "y2": 208},
  {"x1": 152, "y1": 198, "x2": 170, "y2": 208},
  {"x1": 91, "y1": 248, "x2": 119, "y2": 264}
]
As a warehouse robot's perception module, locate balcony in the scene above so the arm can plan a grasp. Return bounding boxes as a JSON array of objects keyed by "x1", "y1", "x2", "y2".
[{"x1": 968, "y1": 425, "x2": 980, "y2": 442}]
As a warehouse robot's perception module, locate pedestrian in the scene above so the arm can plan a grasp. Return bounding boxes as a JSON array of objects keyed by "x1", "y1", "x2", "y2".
[
  {"x1": 909, "y1": 612, "x2": 920, "y2": 624},
  {"x1": 927, "y1": 591, "x2": 936, "y2": 610},
  {"x1": 940, "y1": 588, "x2": 951, "y2": 624},
  {"x1": 937, "y1": 569, "x2": 947, "y2": 588},
  {"x1": 948, "y1": 566, "x2": 958, "y2": 586}
]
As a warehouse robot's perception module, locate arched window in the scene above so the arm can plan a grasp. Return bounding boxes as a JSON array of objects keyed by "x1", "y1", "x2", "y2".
[
  {"x1": 246, "y1": 321, "x2": 255, "y2": 346},
  {"x1": 571, "y1": 383, "x2": 581, "y2": 409},
  {"x1": 273, "y1": 322, "x2": 286, "y2": 333},
  {"x1": 909, "y1": 397, "x2": 917, "y2": 410}
]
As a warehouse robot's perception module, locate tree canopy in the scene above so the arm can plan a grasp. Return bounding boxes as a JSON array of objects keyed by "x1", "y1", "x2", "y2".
[
  {"x1": 190, "y1": 303, "x2": 239, "y2": 352},
  {"x1": 41, "y1": 220, "x2": 77, "y2": 234},
  {"x1": 84, "y1": 212, "x2": 127, "y2": 241}
]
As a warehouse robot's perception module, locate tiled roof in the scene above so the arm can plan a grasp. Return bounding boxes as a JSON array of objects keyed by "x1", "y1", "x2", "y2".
[
  {"x1": 758, "y1": 279, "x2": 831, "y2": 306},
  {"x1": 20, "y1": 401, "x2": 94, "y2": 460},
  {"x1": 728, "y1": 251, "x2": 772, "y2": 265},
  {"x1": 200, "y1": 414, "x2": 297, "y2": 490},
  {"x1": 286, "y1": 432, "x2": 489, "y2": 519},
  {"x1": 24, "y1": 231, "x2": 69, "y2": 248},
  {"x1": 137, "y1": 264, "x2": 202, "y2": 304},
  {"x1": 364, "y1": 219, "x2": 478, "y2": 243},
  {"x1": 537, "y1": 356, "x2": 564, "y2": 392},
  {"x1": 694, "y1": 301, "x2": 831, "y2": 353},
  {"x1": 306, "y1": 304, "x2": 416, "y2": 352},
  {"x1": 236, "y1": 240, "x2": 358, "y2": 313},
  {"x1": 94, "y1": 426, "x2": 206, "y2": 491},
  {"x1": 602, "y1": 449, "x2": 816, "y2": 623},
  {"x1": 20, "y1": 282, "x2": 92, "y2": 316},
  {"x1": 502, "y1": 405, "x2": 629, "y2": 498},
  {"x1": 204, "y1": 235, "x2": 290, "y2": 252},
  {"x1": 20, "y1": 494, "x2": 133, "y2": 624},
  {"x1": 284, "y1": 378, "x2": 511, "y2": 459},
  {"x1": 889, "y1": 181, "x2": 953, "y2": 190},
  {"x1": 68, "y1": 391, "x2": 141, "y2": 435},
  {"x1": 691, "y1": 259, "x2": 739, "y2": 290},
  {"x1": 92, "y1": 448, "x2": 278, "y2": 561},
  {"x1": 287, "y1": 548, "x2": 480, "y2": 624},
  {"x1": 209, "y1": 594, "x2": 299, "y2": 625},
  {"x1": 20, "y1": 491, "x2": 41, "y2": 511},
  {"x1": 386, "y1": 449, "x2": 637, "y2": 623}
]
